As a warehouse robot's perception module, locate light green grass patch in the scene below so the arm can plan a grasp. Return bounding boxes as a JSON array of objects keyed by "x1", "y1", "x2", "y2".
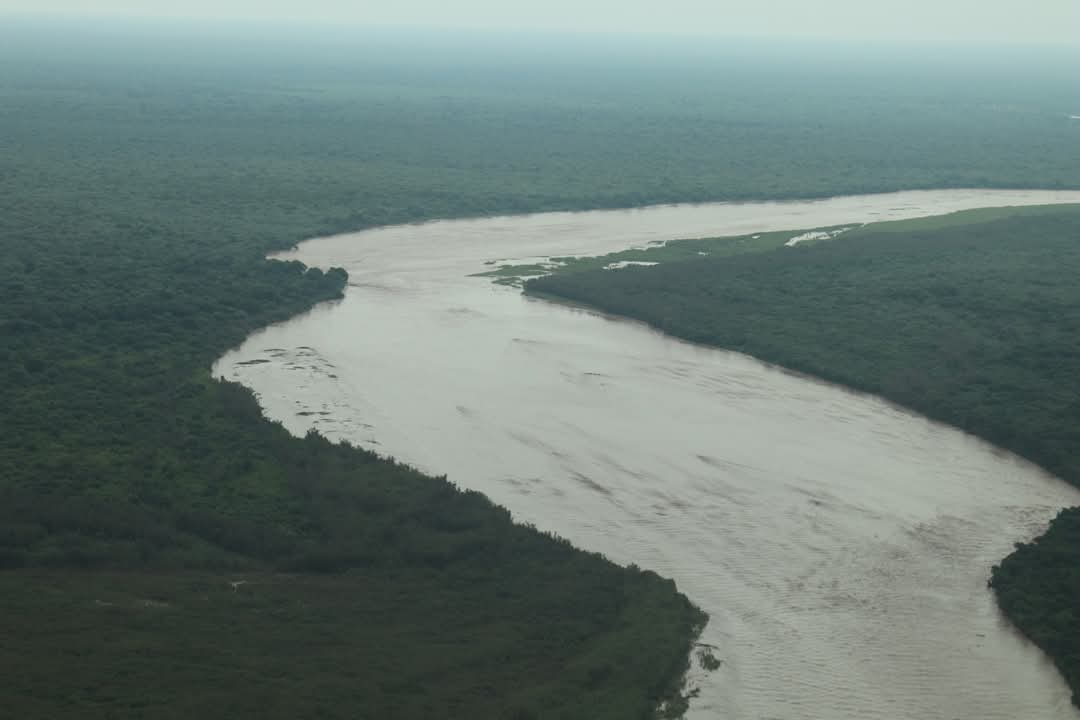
[{"x1": 486, "y1": 204, "x2": 1080, "y2": 286}]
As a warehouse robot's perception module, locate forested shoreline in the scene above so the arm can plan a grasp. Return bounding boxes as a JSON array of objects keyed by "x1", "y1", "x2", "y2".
[
  {"x1": 0, "y1": 27, "x2": 718, "y2": 720},
  {"x1": 4, "y1": 20, "x2": 1080, "y2": 718},
  {"x1": 527, "y1": 208, "x2": 1080, "y2": 706}
]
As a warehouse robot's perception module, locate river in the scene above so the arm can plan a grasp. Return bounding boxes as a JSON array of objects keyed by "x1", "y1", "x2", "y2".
[{"x1": 215, "y1": 189, "x2": 1080, "y2": 719}]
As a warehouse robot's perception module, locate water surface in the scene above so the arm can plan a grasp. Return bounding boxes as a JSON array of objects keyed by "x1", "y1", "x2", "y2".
[{"x1": 216, "y1": 189, "x2": 1080, "y2": 719}]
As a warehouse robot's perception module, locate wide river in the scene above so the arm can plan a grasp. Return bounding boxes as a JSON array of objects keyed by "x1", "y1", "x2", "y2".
[{"x1": 216, "y1": 189, "x2": 1080, "y2": 719}]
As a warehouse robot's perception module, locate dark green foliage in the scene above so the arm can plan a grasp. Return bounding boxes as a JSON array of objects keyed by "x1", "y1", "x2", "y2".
[
  {"x1": 0, "y1": 568, "x2": 702, "y2": 720},
  {"x1": 3, "y1": 19, "x2": 1079, "y2": 716},
  {"x1": 992, "y1": 509, "x2": 1080, "y2": 706},
  {"x1": 528, "y1": 208, "x2": 1080, "y2": 705},
  {"x1": 530, "y1": 210, "x2": 1080, "y2": 482},
  {"x1": 0, "y1": 24, "x2": 723, "y2": 718},
  {"x1": 2, "y1": 22, "x2": 1079, "y2": 240}
]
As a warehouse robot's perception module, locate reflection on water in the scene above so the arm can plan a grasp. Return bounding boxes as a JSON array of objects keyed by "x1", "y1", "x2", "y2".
[{"x1": 216, "y1": 190, "x2": 1080, "y2": 719}]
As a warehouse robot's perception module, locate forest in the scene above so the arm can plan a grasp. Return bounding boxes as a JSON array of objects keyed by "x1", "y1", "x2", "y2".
[
  {"x1": 3, "y1": 16, "x2": 1080, "y2": 718},
  {"x1": 527, "y1": 207, "x2": 1080, "y2": 706}
]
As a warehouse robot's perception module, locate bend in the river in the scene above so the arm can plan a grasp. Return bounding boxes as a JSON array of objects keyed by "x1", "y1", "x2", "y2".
[{"x1": 216, "y1": 189, "x2": 1080, "y2": 720}]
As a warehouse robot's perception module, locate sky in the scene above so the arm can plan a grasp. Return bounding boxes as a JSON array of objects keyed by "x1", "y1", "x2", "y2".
[{"x1": 2, "y1": 0, "x2": 1078, "y2": 46}]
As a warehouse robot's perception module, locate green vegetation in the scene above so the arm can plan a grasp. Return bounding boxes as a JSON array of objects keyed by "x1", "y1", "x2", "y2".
[
  {"x1": 0, "y1": 24, "x2": 726, "y2": 719},
  {"x1": 526, "y1": 206, "x2": 1080, "y2": 706},
  {"x1": 993, "y1": 508, "x2": 1080, "y2": 706},
  {"x1": 844, "y1": 203, "x2": 1080, "y2": 235},
  {"x1": 2, "y1": 562, "x2": 701, "y2": 719},
  {"x1": 3, "y1": 17, "x2": 1080, "y2": 717},
  {"x1": 487, "y1": 205, "x2": 1080, "y2": 286},
  {"x1": 496, "y1": 205, "x2": 1080, "y2": 285},
  {"x1": 478, "y1": 228, "x2": 828, "y2": 286}
]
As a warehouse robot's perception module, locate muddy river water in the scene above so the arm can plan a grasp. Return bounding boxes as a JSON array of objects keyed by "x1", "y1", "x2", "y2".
[{"x1": 215, "y1": 189, "x2": 1080, "y2": 719}]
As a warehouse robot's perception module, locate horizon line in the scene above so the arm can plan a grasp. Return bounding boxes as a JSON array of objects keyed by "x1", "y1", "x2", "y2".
[{"x1": 1, "y1": 9, "x2": 1079, "y2": 51}]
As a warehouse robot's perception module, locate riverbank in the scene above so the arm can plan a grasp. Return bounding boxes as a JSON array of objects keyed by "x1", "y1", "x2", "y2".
[
  {"x1": 1, "y1": 568, "x2": 705, "y2": 719},
  {"x1": 219, "y1": 191, "x2": 1080, "y2": 719},
  {"x1": 8, "y1": 22, "x2": 1080, "y2": 717},
  {"x1": 526, "y1": 203, "x2": 1080, "y2": 708}
]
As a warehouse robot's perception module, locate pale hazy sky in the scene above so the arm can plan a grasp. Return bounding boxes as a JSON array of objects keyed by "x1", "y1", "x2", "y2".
[{"x1": 2, "y1": 0, "x2": 1078, "y2": 45}]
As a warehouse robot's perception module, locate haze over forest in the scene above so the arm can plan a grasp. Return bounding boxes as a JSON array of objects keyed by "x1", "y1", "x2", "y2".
[
  {"x1": 2, "y1": 0, "x2": 1079, "y2": 46},
  {"x1": 3, "y1": 7, "x2": 1080, "y2": 720}
]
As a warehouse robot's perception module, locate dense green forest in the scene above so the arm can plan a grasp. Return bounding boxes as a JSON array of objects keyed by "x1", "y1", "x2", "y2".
[
  {"x1": 3, "y1": 16, "x2": 1080, "y2": 718},
  {"x1": 0, "y1": 23, "x2": 718, "y2": 720},
  {"x1": 527, "y1": 207, "x2": 1080, "y2": 705}
]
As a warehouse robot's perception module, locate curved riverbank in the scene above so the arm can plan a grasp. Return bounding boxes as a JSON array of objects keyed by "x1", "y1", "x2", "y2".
[
  {"x1": 527, "y1": 202, "x2": 1080, "y2": 710},
  {"x1": 217, "y1": 189, "x2": 1080, "y2": 719}
]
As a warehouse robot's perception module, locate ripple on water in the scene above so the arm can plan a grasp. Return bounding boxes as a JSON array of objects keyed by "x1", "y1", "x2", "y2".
[{"x1": 214, "y1": 190, "x2": 1080, "y2": 720}]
